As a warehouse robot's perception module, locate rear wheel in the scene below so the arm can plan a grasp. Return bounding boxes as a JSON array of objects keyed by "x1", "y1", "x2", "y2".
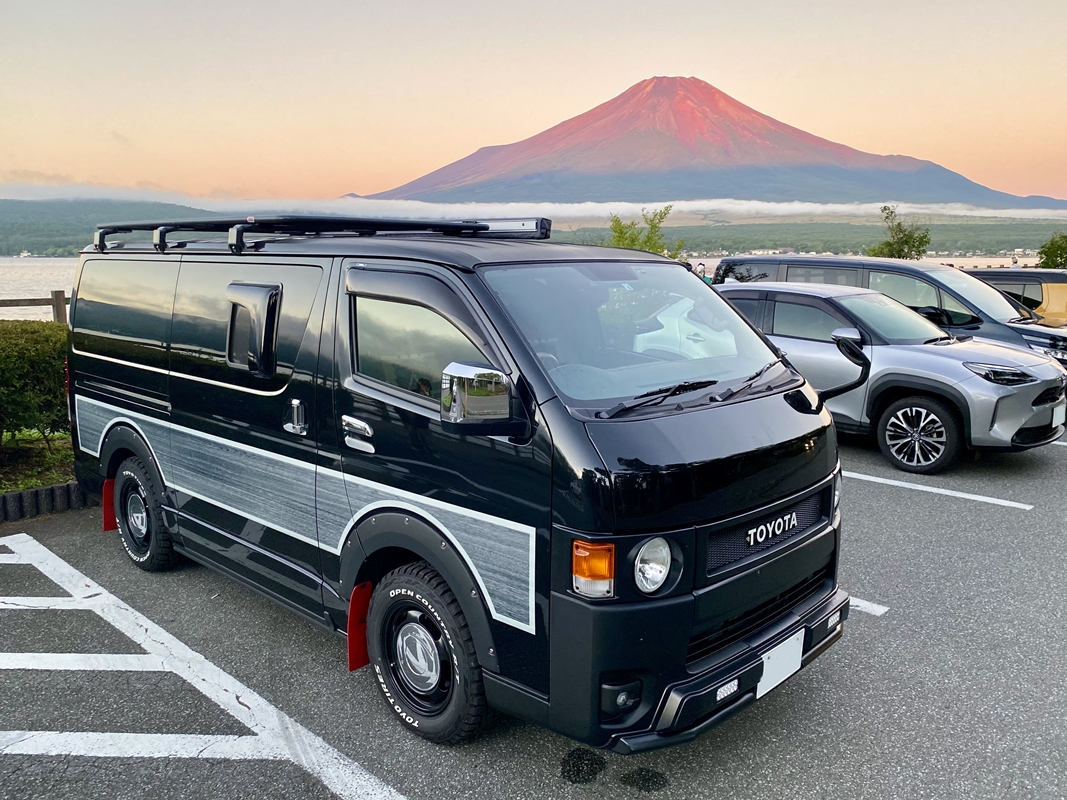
[
  {"x1": 366, "y1": 561, "x2": 490, "y2": 744},
  {"x1": 877, "y1": 396, "x2": 962, "y2": 474},
  {"x1": 114, "y1": 456, "x2": 178, "y2": 571}
]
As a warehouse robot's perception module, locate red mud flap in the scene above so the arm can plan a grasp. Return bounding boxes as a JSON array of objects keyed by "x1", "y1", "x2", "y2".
[
  {"x1": 347, "y1": 581, "x2": 373, "y2": 671},
  {"x1": 102, "y1": 478, "x2": 118, "y2": 532}
]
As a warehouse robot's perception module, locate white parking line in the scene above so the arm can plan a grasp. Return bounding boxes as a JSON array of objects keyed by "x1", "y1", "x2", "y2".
[
  {"x1": 0, "y1": 653, "x2": 167, "y2": 671},
  {"x1": 849, "y1": 597, "x2": 890, "y2": 617},
  {"x1": 1053, "y1": 441, "x2": 1067, "y2": 447},
  {"x1": 0, "y1": 532, "x2": 404, "y2": 800},
  {"x1": 0, "y1": 731, "x2": 287, "y2": 760},
  {"x1": 843, "y1": 471, "x2": 1034, "y2": 510}
]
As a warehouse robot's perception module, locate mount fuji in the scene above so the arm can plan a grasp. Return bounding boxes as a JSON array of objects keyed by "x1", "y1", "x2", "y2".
[{"x1": 368, "y1": 76, "x2": 1065, "y2": 208}]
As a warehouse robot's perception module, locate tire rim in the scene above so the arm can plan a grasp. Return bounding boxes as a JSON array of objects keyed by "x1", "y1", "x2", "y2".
[
  {"x1": 120, "y1": 483, "x2": 150, "y2": 554},
  {"x1": 384, "y1": 605, "x2": 452, "y2": 715},
  {"x1": 885, "y1": 407, "x2": 947, "y2": 467}
]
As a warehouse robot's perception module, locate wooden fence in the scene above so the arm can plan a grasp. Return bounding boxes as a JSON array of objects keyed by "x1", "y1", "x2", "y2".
[{"x1": 0, "y1": 290, "x2": 69, "y2": 324}]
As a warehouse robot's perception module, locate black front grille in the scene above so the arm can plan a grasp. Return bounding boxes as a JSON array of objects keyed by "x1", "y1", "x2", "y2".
[
  {"x1": 1014, "y1": 424, "x2": 1058, "y2": 445},
  {"x1": 1032, "y1": 385, "x2": 1065, "y2": 407},
  {"x1": 705, "y1": 490, "x2": 827, "y2": 574},
  {"x1": 686, "y1": 565, "x2": 831, "y2": 666}
]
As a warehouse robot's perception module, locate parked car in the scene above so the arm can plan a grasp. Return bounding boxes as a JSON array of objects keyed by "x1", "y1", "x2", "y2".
[
  {"x1": 69, "y1": 215, "x2": 852, "y2": 753},
  {"x1": 717, "y1": 282, "x2": 1067, "y2": 473},
  {"x1": 964, "y1": 268, "x2": 1067, "y2": 325},
  {"x1": 716, "y1": 255, "x2": 1067, "y2": 369}
]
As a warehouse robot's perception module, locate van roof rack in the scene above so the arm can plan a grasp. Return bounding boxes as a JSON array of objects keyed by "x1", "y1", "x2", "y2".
[{"x1": 93, "y1": 215, "x2": 552, "y2": 254}]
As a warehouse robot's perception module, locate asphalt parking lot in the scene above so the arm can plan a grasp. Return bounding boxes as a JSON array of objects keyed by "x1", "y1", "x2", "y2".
[{"x1": 2, "y1": 436, "x2": 1066, "y2": 800}]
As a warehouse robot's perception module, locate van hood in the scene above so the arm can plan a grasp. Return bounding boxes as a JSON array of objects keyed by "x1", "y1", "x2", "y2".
[{"x1": 584, "y1": 385, "x2": 836, "y2": 533}]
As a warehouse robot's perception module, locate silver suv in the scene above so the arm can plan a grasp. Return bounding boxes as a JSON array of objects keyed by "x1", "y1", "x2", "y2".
[{"x1": 717, "y1": 282, "x2": 1067, "y2": 473}]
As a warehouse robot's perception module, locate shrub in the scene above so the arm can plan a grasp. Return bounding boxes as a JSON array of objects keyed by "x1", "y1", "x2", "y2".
[{"x1": 0, "y1": 320, "x2": 69, "y2": 445}]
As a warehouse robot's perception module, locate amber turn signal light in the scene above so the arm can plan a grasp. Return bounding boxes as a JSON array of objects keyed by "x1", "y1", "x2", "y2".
[{"x1": 572, "y1": 540, "x2": 615, "y2": 598}]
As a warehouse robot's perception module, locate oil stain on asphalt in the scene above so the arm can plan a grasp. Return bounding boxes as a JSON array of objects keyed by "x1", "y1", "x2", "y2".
[
  {"x1": 560, "y1": 748, "x2": 606, "y2": 784},
  {"x1": 620, "y1": 768, "x2": 669, "y2": 792},
  {"x1": 561, "y1": 749, "x2": 668, "y2": 792}
]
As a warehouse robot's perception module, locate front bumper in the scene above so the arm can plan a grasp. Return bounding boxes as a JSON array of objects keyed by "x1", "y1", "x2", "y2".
[
  {"x1": 963, "y1": 372, "x2": 1067, "y2": 450},
  {"x1": 547, "y1": 521, "x2": 847, "y2": 753},
  {"x1": 611, "y1": 587, "x2": 849, "y2": 754}
]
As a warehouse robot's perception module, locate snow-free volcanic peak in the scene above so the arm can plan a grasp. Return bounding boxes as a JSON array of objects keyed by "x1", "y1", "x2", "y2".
[{"x1": 369, "y1": 76, "x2": 1067, "y2": 207}]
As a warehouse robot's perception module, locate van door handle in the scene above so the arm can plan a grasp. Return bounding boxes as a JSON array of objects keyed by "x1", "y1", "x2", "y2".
[
  {"x1": 341, "y1": 415, "x2": 376, "y2": 454},
  {"x1": 686, "y1": 333, "x2": 705, "y2": 342},
  {"x1": 283, "y1": 399, "x2": 308, "y2": 436}
]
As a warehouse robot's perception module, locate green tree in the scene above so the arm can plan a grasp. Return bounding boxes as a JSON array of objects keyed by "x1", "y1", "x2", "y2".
[
  {"x1": 604, "y1": 205, "x2": 685, "y2": 259},
  {"x1": 1038, "y1": 232, "x2": 1067, "y2": 268},
  {"x1": 865, "y1": 205, "x2": 931, "y2": 260}
]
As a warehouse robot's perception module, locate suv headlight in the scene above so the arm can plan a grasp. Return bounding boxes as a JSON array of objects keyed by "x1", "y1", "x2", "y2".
[
  {"x1": 833, "y1": 469, "x2": 842, "y2": 511},
  {"x1": 963, "y1": 362, "x2": 1037, "y2": 386},
  {"x1": 634, "y1": 538, "x2": 672, "y2": 594}
]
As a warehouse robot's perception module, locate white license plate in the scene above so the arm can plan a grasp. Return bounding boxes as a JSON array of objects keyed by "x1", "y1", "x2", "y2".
[
  {"x1": 1054, "y1": 404, "x2": 1065, "y2": 428},
  {"x1": 756, "y1": 630, "x2": 805, "y2": 699}
]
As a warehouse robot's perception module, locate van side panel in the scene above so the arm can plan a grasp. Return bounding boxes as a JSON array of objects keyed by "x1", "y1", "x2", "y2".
[
  {"x1": 164, "y1": 258, "x2": 329, "y2": 619},
  {"x1": 70, "y1": 256, "x2": 180, "y2": 486}
]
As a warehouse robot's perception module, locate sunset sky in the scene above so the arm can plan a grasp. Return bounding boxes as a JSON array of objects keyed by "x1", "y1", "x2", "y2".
[{"x1": 2, "y1": 0, "x2": 1066, "y2": 201}]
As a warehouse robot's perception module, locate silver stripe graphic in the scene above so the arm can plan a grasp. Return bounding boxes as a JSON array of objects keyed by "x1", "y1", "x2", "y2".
[{"x1": 75, "y1": 395, "x2": 536, "y2": 633}]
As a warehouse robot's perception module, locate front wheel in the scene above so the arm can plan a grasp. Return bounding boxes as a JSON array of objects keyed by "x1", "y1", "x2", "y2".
[
  {"x1": 366, "y1": 561, "x2": 490, "y2": 744},
  {"x1": 877, "y1": 396, "x2": 962, "y2": 474}
]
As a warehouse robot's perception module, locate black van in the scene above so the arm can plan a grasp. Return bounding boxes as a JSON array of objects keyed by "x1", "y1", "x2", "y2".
[{"x1": 68, "y1": 216, "x2": 850, "y2": 753}]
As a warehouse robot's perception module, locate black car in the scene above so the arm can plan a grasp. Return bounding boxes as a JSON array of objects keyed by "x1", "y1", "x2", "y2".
[
  {"x1": 718, "y1": 255, "x2": 1067, "y2": 367},
  {"x1": 69, "y1": 216, "x2": 849, "y2": 753}
]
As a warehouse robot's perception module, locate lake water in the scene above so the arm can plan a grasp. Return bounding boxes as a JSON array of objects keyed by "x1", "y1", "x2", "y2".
[{"x1": 0, "y1": 258, "x2": 79, "y2": 320}]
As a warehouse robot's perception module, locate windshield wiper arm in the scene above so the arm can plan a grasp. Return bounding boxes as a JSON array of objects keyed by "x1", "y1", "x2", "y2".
[
  {"x1": 596, "y1": 379, "x2": 719, "y2": 419},
  {"x1": 703, "y1": 358, "x2": 786, "y2": 403}
]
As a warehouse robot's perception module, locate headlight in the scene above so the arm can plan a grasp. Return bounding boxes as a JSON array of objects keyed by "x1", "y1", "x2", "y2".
[
  {"x1": 634, "y1": 537, "x2": 672, "y2": 594},
  {"x1": 963, "y1": 362, "x2": 1037, "y2": 386},
  {"x1": 833, "y1": 469, "x2": 842, "y2": 511}
]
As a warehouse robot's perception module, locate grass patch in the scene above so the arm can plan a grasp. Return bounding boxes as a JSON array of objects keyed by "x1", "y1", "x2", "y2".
[{"x1": 0, "y1": 433, "x2": 75, "y2": 493}]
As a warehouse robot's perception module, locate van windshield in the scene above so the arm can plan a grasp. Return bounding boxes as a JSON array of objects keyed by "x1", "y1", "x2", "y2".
[
  {"x1": 932, "y1": 268, "x2": 1020, "y2": 322},
  {"x1": 481, "y1": 261, "x2": 778, "y2": 405}
]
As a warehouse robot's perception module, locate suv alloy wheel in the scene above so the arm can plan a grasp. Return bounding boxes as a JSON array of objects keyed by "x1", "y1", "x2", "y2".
[{"x1": 876, "y1": 396, "x2": 962, "y2": 474}]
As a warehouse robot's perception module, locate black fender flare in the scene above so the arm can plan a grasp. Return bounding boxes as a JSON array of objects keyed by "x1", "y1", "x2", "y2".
[
  {"x1": 866, "y1": 376, "x2": 972, "y2": 442},
  {"x1": 97, "y1": 423, "x2": 173, "y2": 533},
  {"x1": 339, "y1": 511, "x2": 500, "y2": 674}
]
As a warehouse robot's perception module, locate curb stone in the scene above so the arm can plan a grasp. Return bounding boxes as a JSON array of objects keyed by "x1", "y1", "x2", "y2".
[{"x1": 0, "y1": 481, "x2": 98, "y2": 523}]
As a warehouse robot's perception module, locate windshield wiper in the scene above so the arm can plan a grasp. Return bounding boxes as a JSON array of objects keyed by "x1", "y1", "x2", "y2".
[
  {"x1": 596, "y1": 379, "x2": 719, "y2": 419},
  {"x1": 702, "y1": 358, "x2": 786, "y2": 403}
]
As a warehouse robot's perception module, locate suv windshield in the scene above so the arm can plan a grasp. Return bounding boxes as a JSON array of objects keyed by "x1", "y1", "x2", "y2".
[
  {"x1": 481, "y1": 261, "x2": 778, "y2": 406},
  {"x1": 932, "y1": 268, "x2": 1020, "y2": 321},
  {"x1": 838, "y1": 293, "x2": 947, "y2": 344}
]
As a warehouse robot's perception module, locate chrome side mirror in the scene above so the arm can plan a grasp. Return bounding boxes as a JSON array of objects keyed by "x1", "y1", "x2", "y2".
[{"x1": 441, "y1": 362, "x2": 511, "y2": 425}]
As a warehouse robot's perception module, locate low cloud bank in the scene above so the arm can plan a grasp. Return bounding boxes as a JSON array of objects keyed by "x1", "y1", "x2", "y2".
[{"x1": 3, "y1": 181, "x2": 1067, "y2": 221}]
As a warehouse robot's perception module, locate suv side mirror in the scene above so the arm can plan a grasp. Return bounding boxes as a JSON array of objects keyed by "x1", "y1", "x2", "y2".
[
  {"x1": 441, "y1": 362, "x2": 527, "y2": 437},
  {"x1": 830, "y1": 327, "x2": 866, "y2": 366},
  {"x1": 817, "y1": 328, "x2": 872, "y2": 403}
]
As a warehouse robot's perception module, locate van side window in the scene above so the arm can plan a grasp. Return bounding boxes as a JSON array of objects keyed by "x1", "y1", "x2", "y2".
[
  {"x1": 772, "y1": 301, "x2": 842, "y2": 342},
  {"x1": 72, "y1": 259, "x2": 179, "y2": 370},
  {"x1": 868, "y1": 271, "x2": 938, "y2": 310},
  {"x1": 990, "y1": 282, "x2": 1043, "y2": 310},
  {"x1": 355, "y1": 297, "x2": 485, "y2": 400},
  {"x1": 786, "y1": 266, "x2": 859, "y2": 286},
  {"x1": 170, "y1": 263, "x2": 322, "y2": 391},
  {"x1": 938, "y1": 292, "x2": 982, "y2": 326}
]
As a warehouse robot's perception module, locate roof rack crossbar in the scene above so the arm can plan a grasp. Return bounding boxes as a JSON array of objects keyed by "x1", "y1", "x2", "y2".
[{"x1": 93, "y1": 215, "x2": 551, "y2": 252}]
